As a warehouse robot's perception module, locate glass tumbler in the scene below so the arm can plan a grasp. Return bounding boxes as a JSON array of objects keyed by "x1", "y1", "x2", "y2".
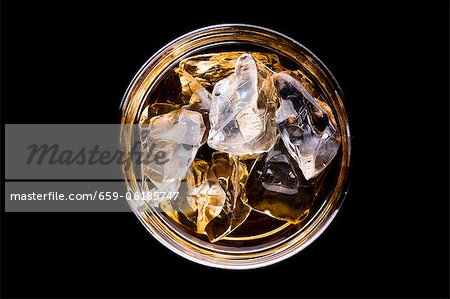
[{"x1": 120, "y1": 24, "x2": 351, "y2": 269}]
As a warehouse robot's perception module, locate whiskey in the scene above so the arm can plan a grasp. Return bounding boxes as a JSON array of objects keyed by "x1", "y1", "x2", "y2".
[{"x1": 138, "y1": 51, "x2": 342, "y2": 245}]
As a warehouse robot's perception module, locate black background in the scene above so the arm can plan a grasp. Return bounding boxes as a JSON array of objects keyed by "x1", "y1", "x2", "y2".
[{"x1": 1, "y1": 1, "x2": 449, "y2": 298}]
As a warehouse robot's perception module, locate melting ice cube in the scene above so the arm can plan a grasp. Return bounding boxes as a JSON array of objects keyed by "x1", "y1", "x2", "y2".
[
  {"x1": 207, "y1": 54, "x2": 278, "y2": 156},
  {"x1": 273, "y1": 72, "x2": 341, "y2": 180}
]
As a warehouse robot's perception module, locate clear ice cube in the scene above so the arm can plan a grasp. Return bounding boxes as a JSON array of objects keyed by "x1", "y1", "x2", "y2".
[
  {"x1": 273, "y1": 72, "x2": 341, "y2": 180},
  {"x1": 245, "y1": 139, "x2": 319, "y2": 223},
  {"x1": 207, "y1": 54, "x2": 278, "y2": 156},
  {"x1": 139, "y1": 107, "x2": 206, "y2": 209}
]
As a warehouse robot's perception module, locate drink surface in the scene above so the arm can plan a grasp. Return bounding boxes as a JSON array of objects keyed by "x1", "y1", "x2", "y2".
[{"x1": 138, "y1": 52, "x2": 342, "y2": 246}]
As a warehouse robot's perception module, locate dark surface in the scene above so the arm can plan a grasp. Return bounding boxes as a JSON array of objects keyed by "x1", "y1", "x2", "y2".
[{"x1": 1, "y1": 0, "x2": 449, "y2": 298}]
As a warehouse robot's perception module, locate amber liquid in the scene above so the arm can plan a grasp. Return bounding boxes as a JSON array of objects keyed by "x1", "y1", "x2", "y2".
[{"x1": 138, "y1": 48, "x2": 343, "y2": 247}]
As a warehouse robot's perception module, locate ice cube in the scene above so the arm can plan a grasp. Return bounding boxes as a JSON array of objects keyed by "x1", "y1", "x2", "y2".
[
  {"x1": 175, "y1": 69, "x2": 212, "y2": 112},
  {"x1": 207, "y1": 54, "x2": 278, "y2": 156},
  {"x1": 273, "y1": 72, "x2": 341, "y2": 180},
  {"x1": 245, "y1": 139, "x2": 319, "y2": 224},
  {"x1": 185, "y1": 159, "x2": 227, "y2": 234},
  {"x1": 205, "y1": 153, "x2": 251, "y2": 242},
  {"x1": 139, "y1": 107, "x2": 206, "y2": 214},
  {"x1": 183, "y1": 153, "x2": 251, "y2": 242},
  {"x1": 178, "y1": 52, "x2": 282, "y2": 94}
]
